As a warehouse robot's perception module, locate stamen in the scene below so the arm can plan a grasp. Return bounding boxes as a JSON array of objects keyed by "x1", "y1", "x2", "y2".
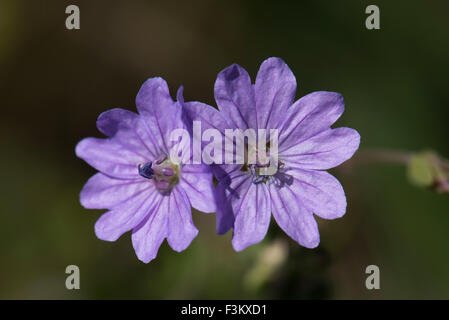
[
  {"x1": 138, "y1": 162, "x2": 154, "y2": 179},
  {"x1": 155, "y1": 156, "x2": 167, "y2": 165},
  {"x1": 249, "y1": 158, "x2": 284, "y2": 185},
  {"x1": 162, "y1": 168, "x2": 174, "y2": 177},
  {"x1": 138, "y1": 157, "x2": 180, "y2": 192}
]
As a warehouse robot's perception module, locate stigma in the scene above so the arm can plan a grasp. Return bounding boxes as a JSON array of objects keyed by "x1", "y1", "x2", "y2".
[
  {"x1": 138, "y1": 156, "x2": 180, "y2": 192},
  {"x1": 249, "y1": 159, "x2": 284, "y2": 184},
  {"x1": 138, "y1": 162, "x2": 155, "y2": 179}
]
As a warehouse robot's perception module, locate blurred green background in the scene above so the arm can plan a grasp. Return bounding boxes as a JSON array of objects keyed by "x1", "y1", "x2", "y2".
[{"x1": 0, "y1": 0, "x2": 448, "y2": 299}]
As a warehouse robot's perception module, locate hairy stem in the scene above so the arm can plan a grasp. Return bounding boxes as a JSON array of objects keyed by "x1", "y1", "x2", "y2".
[{"x1": 343, "y1": 149, "x2": 412, "y2": 167}]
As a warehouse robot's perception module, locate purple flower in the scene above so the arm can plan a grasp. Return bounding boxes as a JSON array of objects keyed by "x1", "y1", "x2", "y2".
[
  {"x1": 182, "y1": 58, "x2": 360, "y2": 251},
  {"x1": 75, "y1": 78, "x2": 215, "y2": 263}
]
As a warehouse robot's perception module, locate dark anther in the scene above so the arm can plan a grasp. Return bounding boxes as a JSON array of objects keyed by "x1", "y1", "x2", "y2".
[{"x1": 138, "y1": 162, "x2": 154, "y2": 179}]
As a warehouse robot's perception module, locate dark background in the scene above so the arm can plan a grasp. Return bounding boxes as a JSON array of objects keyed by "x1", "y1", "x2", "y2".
[{"x1": 0, "y1": 0, "x2": 448, "y2": 299}]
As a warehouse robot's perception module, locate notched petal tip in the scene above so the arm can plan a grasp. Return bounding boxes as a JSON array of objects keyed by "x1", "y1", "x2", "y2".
[
  {"x1": 222, "y1": 63, "x2": 243, "y2": 81},
  {"x1": 258, "y1": 57, "x2": 291, "y2": 73},
  {"x1": 305, "y1": 90, "x2": 344, "y2": 105},
  {"x1": 96, "y1": 108, "x2": 138, "y2": 137},
  {"x1": 231, "y1": 239, "x2": 248, "y2": 252},
  {"x1": 94, "y1": 214, "x2": 120, "y2": 242},
  {"x1": 79, "y1": 179, "x2": 98, "y2": 209},
  {"x1": 231, "y1": 230, "x2": 268, "y2": 252},
  {"x1": 136, "y1": 77, "x2": 172, "y2": 108},
  {"x1": 349, "y1": 128, "x2": 361, "y2": 152},
  {"x1": 74, "y1": 138, "x2": 90, "y2": 160},
  {"x1": 136, "y1": 255, "x2": 157, "y2": 264},
  {"x1": 310, "y1": 91, "x2": 345, "y2": 116},
  {"x1": 231, "y1": 233, "x2": 265, "y2": 252},
  {"x1": 131, "y1": 211, "x2": 168, "y2": 264},
  {"x1": 168, "y1": 227, "x2": 199, "y2": 253},
  {"x1": 139, "y1": 76, "x2": 169, "y2": 91},
  {"x1": 301, "y1": 237, "x2": 320, "y2": 249},
  {"x1": 335, "y1": 127, "x2": 362, "y2": 166},
  {"x1": 133, "y1": 241, "x2": 159, "y2": 264},
  {"x1": 263, "y1": 56, "x2": 286, "y2": 63},
  {"x1": 254, "y1": 56, "x2": 297, "y2": 129},
  {"x1": 297, "y1": 220, "x2": 320, "y2": 249}
]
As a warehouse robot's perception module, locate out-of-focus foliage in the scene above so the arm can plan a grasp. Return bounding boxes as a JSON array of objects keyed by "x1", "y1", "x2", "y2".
[
  {"x1": 244, "y1": 240, "x2": 288, "y2": 292},
  {"x1": 408, "y1": 151, "x2": 449, "y2": 193},
  {"x1": 0, "y1": 0, "x2": 448, "y2": 299}
]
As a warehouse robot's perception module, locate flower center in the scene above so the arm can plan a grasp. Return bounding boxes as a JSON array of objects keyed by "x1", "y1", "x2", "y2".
[
  {"x1": 247, "y1": 159, "x2": 284, "y2": 184},
  {"x1": 138, "y1": 156, "x2": 180, "y2": 192},
  {"x1": 240, "y1": 144, "x2": 283, "y2": 184}
]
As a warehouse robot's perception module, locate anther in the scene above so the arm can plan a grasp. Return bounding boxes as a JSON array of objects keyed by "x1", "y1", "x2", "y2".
[{"x1": 138, "y1": 162, "x2": 154, "y2": 179}]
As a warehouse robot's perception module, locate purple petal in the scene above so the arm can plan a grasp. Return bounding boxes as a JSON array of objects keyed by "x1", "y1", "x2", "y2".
[
  {"x1": 214, "y1": 170, "x2": 271, "y2": 250},
  {"x1": 214, "y1": 171, "x2": 248, "y2": 234},
  {"x1": 254, "y1": 57, "x2": 297, "y2": 129},
  {"x1": 131, "y1": 200, "x2": 168, "y2": 264},
  {"x1": 136, "y1": 77, "x2": 183, "y2": 153},
  {"x1": 180, "y1": 164, "x2": 216, "y2": 213},
  {"x1": 281, "y1": 127, "x2": 360, "y2": 170},
  {"x1": 166, "y1": 188, "x2": 199, "y2": 252},
  {"x1": 269, "y1": 183, "x2": 320, "y2": 248},
  {"x1": 97, "y1": 108, "x2": 161, "y2": 158},
  {"x1": 212, "y1": 164, "x2": 242, "y2": 181},
  {"x1": 80, "y1": 173, "x2": 149, "y2": 209},
  {"x1": 214, "y1": 64, "x2": 256, "y2": 129},
  {"x1": 181, "y1": 99, "x2": 233, "y2": 133},
  {"x1": 76, "y1": 108, "x2": 162, "y2": 178},
  {"x1": 180, "y1": 96, "x2": 242, "y2": 178},
  {"x1": 113, "y1": 116, "x2": 163, "y2": 159},
  {"x1": 95, "y1": 186, "x2": 161, "y2": 242},
  {"x1": 279, "y1": 91, "x2": 345, "y2": 151},
  {"x1": 75, "y1": 137, "x2": 145, "y2": 179},
  {"x1": 231, "y1": 182, "x2": 271, "y2": 252},
  {"x1": 287, "y1": 168, "x2": 347, "y2": 219},
  {"x1": 180, "y1": 98, "x2": 234, "y2": 166},
  {"x1": 96, "y1": 108, "x2": 137, "y2": 137}
]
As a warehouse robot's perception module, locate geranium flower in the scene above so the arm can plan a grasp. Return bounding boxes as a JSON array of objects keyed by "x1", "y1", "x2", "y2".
[
  {"x1": 182, "y1": 58, "x2": 360, "y2": 251},
  {"x1": 75, "y1": 78, "x2": 215, "y2": 263}
]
